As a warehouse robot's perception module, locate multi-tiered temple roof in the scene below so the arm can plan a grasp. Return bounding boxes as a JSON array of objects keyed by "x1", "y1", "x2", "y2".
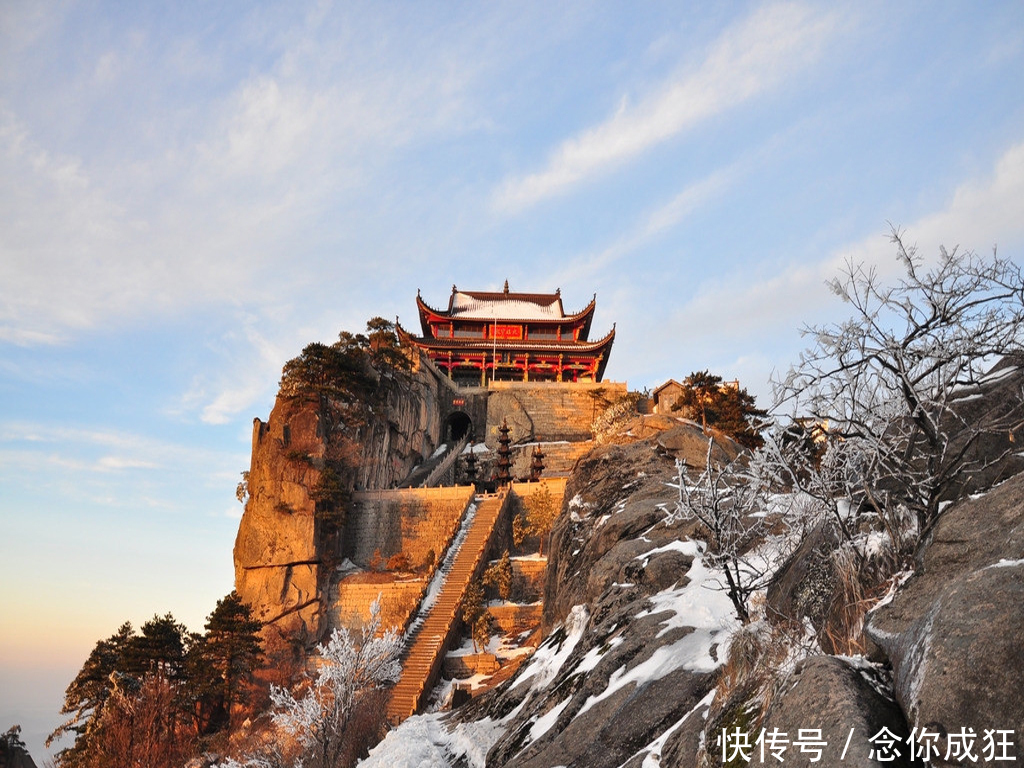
[{"x1": 398, "y1": 282, "x2": 615, "y2": 386}]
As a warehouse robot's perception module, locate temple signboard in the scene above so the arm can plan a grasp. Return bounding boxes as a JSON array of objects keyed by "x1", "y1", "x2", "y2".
[{"x1": 492, "y1": 324, "x2": 523, "y2": 340}]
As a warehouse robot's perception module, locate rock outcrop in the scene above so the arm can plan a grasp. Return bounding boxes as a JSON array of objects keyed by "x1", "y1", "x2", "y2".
[
  {"x1": 761, "y1": 656, "x2": 914, "y2": 768},
  {"x1": 543, "y1": 419, "x2": 740, "y2": 630},
  {"x1": 234, "y1": 363, "x2": 450, "y2": 646},
  {"x1": 234, "y1": 395, "x2": 329, "y2": 644},
  {"x1": 867, "y1": 473, "x2": 1024, "y2": 755},
  {"x1": 441, "y1": 417, "x2": 744, "y2": 768}
]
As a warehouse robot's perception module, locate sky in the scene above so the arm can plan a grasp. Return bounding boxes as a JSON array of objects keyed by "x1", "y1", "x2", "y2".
[{"x1": 2, "y1": 0, "x2": 1023, "y2": 760}]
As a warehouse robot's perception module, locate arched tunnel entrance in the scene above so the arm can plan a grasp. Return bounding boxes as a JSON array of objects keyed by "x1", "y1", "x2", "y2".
[{"x1": 446, "y1": 411, "x2": 472, "y2": 442}]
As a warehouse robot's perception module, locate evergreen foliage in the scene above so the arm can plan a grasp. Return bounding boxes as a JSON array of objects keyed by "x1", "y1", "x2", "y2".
[
  {"x1": 198, "y1": 591, "x2": 264, "y2": 730},
  {"x1": 279, "y1": 318, "x2": 410, "y2": 400},
  {"x1": 515, "y1": 486, "x2": 560, "y2": 555},
  {"x1": 460, "y1": 581, "x2": 492, "y2": 653},
  {"x1": 0, "y1": 726, "x2": 29, "y2": 763},
  {"x1": 483, "y1": 550, "x2": 514, "y2": 601},
  {"x1": 672, "y1": 370, "x2": 767, "y2": 449},
  {"x1": 49, "y1": 594, "x2": 263, "y2": 767}
]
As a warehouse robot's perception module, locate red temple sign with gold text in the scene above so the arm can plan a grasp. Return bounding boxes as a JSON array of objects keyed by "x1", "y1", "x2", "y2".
[{"x1": 491, "y1": 324, "x2": 523, "y2": 340}]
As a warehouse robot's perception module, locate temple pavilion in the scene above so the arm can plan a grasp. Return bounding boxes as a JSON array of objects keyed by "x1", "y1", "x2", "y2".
[{"x1": 397, "y1": 282, "x2": 615, "y2": 386}]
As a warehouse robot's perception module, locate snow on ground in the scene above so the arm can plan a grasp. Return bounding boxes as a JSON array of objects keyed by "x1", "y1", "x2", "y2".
[
  {"x1": 529, "y1": 696, "x2": 572, "y2": 742},
  {"x1": 566, "y1": 541, "x2": 737, "y2": 719},
  {"x1": 978, "y1": 362, "x2": 1018, "y2": 385},
  {"x1": 511, "y1": 604, "x2": 589, "y2": 691},
  {"x1": 359, "y1": 712, "x2": 506, "y2": 768},
  {"x1": 615, "y1": 689, "x2": 716, "y2": 768},
  {"x1": 989, "y1": 557, "x2": 1024, "y2": 569},
  {"x1": 634, "y1": 540, "x2": 737, "y2": 648},
  {"x1": 446, "y1": 630, "x2": 535, "y2": 663},
  {"x1": 430, "y1": 443, "x2": 449, "y2": 460},
  {"x1": 568, "y1": 493, "x2": 593, "y2": 521},
  {"x1": 512, "y1": 552, "x2": 547, "y2": 562}
]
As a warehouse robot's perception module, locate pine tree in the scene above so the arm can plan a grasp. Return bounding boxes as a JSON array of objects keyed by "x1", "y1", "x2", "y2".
[
  {"x1": 483, "y1": 551, "x2": 514, "y2": 601},
  {"x1": 49, "y1": 615, "x2": 189, "y2": 767},
  {"x1": 524, "y1": 486, "x2": 559, "y2": 555},
  {"x1": 460, "y1": 582, "x2": 488, "y2": 652},
  {"x1": 48, "y1": 623, "x2": 135, "y2": 766},
  {"x1": 198, "y1": 591, "x2": 264, "y2": 731},
  {"x1": 673, "y1": 370, "x2": 767, "y2": 449}
]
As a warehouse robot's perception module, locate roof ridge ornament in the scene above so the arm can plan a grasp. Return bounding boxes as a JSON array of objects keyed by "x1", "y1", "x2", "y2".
[{"x1": 503, "y1": 279, "x2": 509, "y2": 294}]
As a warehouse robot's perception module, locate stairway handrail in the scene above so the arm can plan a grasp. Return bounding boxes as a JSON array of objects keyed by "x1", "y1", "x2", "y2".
[{"x1": 420, "y1": 434, "x2": 471, "y2": 488}]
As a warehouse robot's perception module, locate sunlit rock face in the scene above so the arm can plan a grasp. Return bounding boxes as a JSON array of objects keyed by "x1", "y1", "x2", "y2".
[
  {"x1": 543, "y1": 417, "x2": 740, "y2": 631},
  {"x1": 234, "y1": 394, "x2": 330, "y2": 646},
  {"x1": 234, "y1": 363, "x2": 449, "y2": 647}
]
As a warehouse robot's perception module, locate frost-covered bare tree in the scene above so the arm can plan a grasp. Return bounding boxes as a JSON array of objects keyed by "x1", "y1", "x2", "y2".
[
  {"x1": 758, "y1": 425, "x2": 877, "y2": 544},
  {"x1": 217, "y1": 598, "x2": 401, "y2": 768},
  {"x1": 775, "y1": 230, "x2": 1024, "y2": 545},
  {"x1": 672, "y1": 443, "x2": 773, "y2": 622}
]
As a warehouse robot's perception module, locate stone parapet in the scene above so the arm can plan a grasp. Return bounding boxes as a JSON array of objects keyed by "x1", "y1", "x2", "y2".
[
  {"x1": 443, "y1": 652, "x2": 500, "y2": 679},
  {"x1": 488, "y1": 603, "x2": 544, "y2": 634}
]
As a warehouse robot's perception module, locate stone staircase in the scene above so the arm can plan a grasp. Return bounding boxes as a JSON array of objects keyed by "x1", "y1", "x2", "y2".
[{"x1": 386, "y1": 489, "x2": 510, "y2": 724}]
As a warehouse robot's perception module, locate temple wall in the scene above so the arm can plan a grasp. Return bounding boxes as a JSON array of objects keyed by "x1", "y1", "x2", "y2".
[
  {"x1": 344, "y1": 486, "x2": 475, "y2": 569},
  {"x1": 484, "y1": 381, "x2": 627, "y2": 448},
  {"x1": 330, "y1": 576, "x2": 426, "y2": 634}
]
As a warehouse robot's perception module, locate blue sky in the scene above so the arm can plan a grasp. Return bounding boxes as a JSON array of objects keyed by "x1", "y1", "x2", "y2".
[{"x1": 2, "y1": 0, "x2": 1024, "y2": 758}]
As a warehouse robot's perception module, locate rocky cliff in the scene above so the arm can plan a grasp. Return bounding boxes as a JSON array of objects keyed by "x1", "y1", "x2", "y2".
[{"x1": 234, "y1": 362, "x2": 449, "y2": 647}]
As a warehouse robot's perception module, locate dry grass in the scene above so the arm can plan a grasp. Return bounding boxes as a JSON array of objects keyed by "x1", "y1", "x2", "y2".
[
  {"x1": 819, "y1": 539, "x2": 902, "y2": 655},
  {"x1": 711, "y1": 619, "x2": 811, "y2": 730}
]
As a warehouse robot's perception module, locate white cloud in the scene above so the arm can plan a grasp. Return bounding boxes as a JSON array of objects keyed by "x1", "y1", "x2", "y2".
[
  {"x1": 0, "y1": 421, "x2": 246, "y2": 475},
  {"x1": 546, "y1": 161, "x2": 742, "y2": 293},
  {"x1": 171, "y1": 318, "x2": 297, "y2": 425},
  {"x1": 494, "y1": 2, "x2": 838, "y2": 212},
  {"x1": 96, "y1": 456, "x2": 159, "y2": 471},
  {"x1": 666, "y1": 138, "x2": 1024, "y2": 351},
  {"x1": 0, "y1": 8, "x2": 485, "y2": 348}
]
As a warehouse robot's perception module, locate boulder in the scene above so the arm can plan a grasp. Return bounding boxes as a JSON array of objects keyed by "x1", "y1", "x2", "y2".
[
  {"x1": 867, "y1": 472, "x2": 1024, "y2": 756},
  {"x1": 761, "y1": 656, "x2": 913, "y2": 768},
  {"x1": 765, "y1": 522, "x2": 840, "y2": 631}
]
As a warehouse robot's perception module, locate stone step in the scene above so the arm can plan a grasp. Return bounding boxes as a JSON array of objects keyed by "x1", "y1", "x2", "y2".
[{"x1": 386, "y1": 491, "x2": 511, "y2": 725}]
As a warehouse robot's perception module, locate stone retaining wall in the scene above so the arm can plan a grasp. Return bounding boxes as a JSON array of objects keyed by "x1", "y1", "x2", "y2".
[
  {"x1": 484, "y1": 381, "x2": 627, "y2": 448},
  {"x1": 508, "y1": 440, "x2": 594, "y2": 479},
  {"x1": 330, "y1": 576, "x2": 426, "y2": 635},
  {"x1": 345, "y1": 486, "x2": 475, "y2": 569},
  {"x1": 443, "y1": 652, "x2": 500, "y2": 678},
  {"x1": 488, "y1": 603, "x2": 544, "y2": 634}
]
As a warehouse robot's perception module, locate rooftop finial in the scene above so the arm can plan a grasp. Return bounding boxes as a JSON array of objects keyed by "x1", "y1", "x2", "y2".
[
  {"x1": 503, "y1": 279, "x2": 509, "y2": 294},
  {"x1": 452, "y1": 284, "x2": 457, "y2": 294}
]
